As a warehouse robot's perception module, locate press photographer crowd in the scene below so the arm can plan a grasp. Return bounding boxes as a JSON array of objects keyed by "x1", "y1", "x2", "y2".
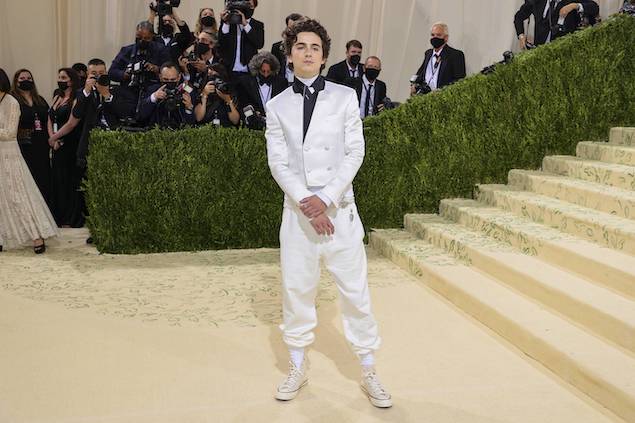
[{"x1": 1, "y1": 0, "x2": 632, "y2": 246}]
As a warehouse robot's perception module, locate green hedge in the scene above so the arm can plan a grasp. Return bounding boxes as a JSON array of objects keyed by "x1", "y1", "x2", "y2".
[{"x1": 87, "y1": 15, "x2": 635, "y2": 254}]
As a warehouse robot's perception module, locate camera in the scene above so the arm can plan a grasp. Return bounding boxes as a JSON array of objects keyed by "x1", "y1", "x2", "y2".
[
  {"x1": 481, "y1": 51, "x2": 514, "y2": 75},
  {"x1": 97, "y1": 74, "x2": 111, "y2": 86},
  {"x1": 211, "y1": 77, "x2": 231, "y2": 94},
  {"x1": 127, "y1": 59, "x2": 148, "y2": 87},
  {"x1": 163, "y1": 84, "x2": 184, "y2": 112},
  {"x1": 409, "y1": 74, "x2": 432, "y2": 95},
  {"x1": 151, "y1": 0, "x2": 181, "y2": 16},
  {"x1": 243, "y1": 105, "x2": 266, "y2": 130},
  {"x1": 225, "y1": 0, "x2": 253, "y2": 25},
  {"x1": 381, "y1": 97, "x2": 396, "y2": 111}
]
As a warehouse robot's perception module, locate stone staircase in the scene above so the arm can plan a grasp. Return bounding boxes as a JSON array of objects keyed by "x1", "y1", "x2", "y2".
[{"x1": 370, "y1": 127, "x2": 635, "y2": 422}]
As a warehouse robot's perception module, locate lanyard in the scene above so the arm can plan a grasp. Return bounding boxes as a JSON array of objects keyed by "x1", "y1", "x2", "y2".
[
  {"x1": 259, "y1": 83, "x2": 272, "y2": 107},
  {"x1": 426, "y1": 54, "x2": 441, "y2": 86}
]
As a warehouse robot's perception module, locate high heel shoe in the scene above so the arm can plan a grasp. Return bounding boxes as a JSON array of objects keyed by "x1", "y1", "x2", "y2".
[{"x1": 34, "y1": 241, "x2": 46, "y2": 254}]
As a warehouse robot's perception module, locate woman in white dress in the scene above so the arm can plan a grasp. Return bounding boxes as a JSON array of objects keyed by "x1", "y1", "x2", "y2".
[{"x1": 0, "y1": 68, "x2": 58, "y2": 253}]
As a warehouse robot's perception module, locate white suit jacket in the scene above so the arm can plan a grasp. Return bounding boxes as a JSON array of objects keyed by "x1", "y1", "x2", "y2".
[{"x1": 265, "y1": 80, "x2": 365, "y2": 209}]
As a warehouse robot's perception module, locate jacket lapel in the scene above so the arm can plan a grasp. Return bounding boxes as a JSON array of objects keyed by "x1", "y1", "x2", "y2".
[{"x1": 304, "y1": 89, "x2": 330, "y2": 144}]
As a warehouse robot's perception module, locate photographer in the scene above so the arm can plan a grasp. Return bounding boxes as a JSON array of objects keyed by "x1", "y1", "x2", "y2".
[
  {"x1": 195, "y1": 63, "x2": 240, "y2": 128},
  {"x1": 218, "y1": 0, "x2": 265, "y2": 80},
  {"x1": 149, "y1": 1, "x2": 195, "y2": 63},
  {"x1": 514, "y1": 1, "x2": 600, "y2": 49},
  {"x1": 326, "y1": 40, "x2": 364, "y2": 87},
  {"x1": 352, "y1": 56, "x2": 388, "y2": 119},
  {"x1": 138, "y1": 62, "x2": 195, "y2": 129},
  {"x1": 236, "y1": 51, "x2": 287, "y2": 128},
  {"x1": 411, "y1": 22, "x2": 465, "y2": 96},
  {"x1": 181, "y1": 31, "x2": 219, "y2": 89},
  {"x1": 271, "y1": 13, "x2": 303, "y2": 85}
]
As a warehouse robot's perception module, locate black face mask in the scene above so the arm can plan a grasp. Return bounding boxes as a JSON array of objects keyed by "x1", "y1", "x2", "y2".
[
  {"x1": 136, "y1": 38, "x2": 150, "y2": 50},
  {"x1": 349, "y1": 54, "x2": 361, "y2": 67},
  {"x1": 57, "y1": 81, "x2": 69, "y2": 91},
  {"x1": 195, "y1": 42, "x2": 211, "y2": 57},
  {"x1": 161, "y1": 25, "x2": 174, "y2": 37},
  {"x1": 244, "y1": 8, "x2": 254, "y2": 19},
  {"x1": 259, "y1": 74, "x2": 273, "y2": 85},
  {"x1": 200, "y1": 16, "x2": 215, "y2": 27},
  {"x1": 164, "y1": 81, "x2": 179, "y2": 90},
  {"x1": 365, "y1": 68, "x2": 380, "y2": 81},
  {"x1": 18, "y1": 80, "x2": 35, "y2": 91},
  {"x1": 430, "y1": 37, "x2": 446, "y2": 49}
]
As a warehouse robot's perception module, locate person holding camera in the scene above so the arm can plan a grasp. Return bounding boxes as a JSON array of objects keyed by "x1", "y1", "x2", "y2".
[
  {"x1": 138, "y1": 62, "x2": 195, "y2": 129},
  {"x1": 218, "y1": 0, "x2": 265, "y2": 80},
  {"x1": 514, "y1": 0, "x2": 600, "y2": 49},
  {"x1": 411, "y1": 22, "x2": 466, "y2": 96},
  {"x1": 236, "y1": 51, "x2": 287, "y2": 127},
  {"x1": 10, "y1": 69, "x2": 51, "y2": 204},
  {"x1": 351, "y1": 56, "x2": 387, "y2": 119},
  {"x1": 195, "y1": 63, "x2": 240, "y2": 128},
  {"x1": 271, "y1": 13, "x2": 304, "y2": 85},
  {"x1": 181, "y1": 31, "x2": 219, "y2": 89},
  {"x1": 326, "y1": 40, "x2": 364, "y2": 87},
  {"x1": 149, "y1": 1, "x2": 195, "y2": 63}
]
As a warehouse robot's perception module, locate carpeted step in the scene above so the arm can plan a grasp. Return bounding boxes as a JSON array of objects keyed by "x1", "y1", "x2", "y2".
[
  {"x1": 542, "y1": 155, "x2": 635, "y2": 191},
  {"x1": 438, "y1": 198, "x2": 635, "y2": 299},
  {"x1": 370, "y1": 229, "x2": 635, "y2": 422},
  {"x1": 507, "y1": 169, "x2": 635, "y2": 221},
  {"x1": 403, "y1": 214, "x2": 635, "y2": 353},
  {"x1": 577, "y1": 141, "x2": 635, "y2": 166},
  {"x1": 610, "y1": 127, "x2": 635, "y2": 147},
  {"x1": 475, "y1": 184, "x2": 635, "y2": 255}
]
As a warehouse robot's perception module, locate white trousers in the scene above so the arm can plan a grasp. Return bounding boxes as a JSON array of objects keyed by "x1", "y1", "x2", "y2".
[{"x1": 279, "y1": 201, "x2": 381, "y2": 356}]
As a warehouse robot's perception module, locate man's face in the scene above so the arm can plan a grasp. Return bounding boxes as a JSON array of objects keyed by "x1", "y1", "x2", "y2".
[
  {"x1": 290, "y1": 31, "x2": 326, "y2": 78},
  {"x1": 87, "y1": 64, "x2": 107, "y2": 79},
  {"x1": 160, "y1": 67, "x2": 180, "y2": 83},
  {"x1": 76, "y1": 70, "x2": 87, "y2": 81},
  {"x1": 249, "y1": 0, "x2": 256, "y2": 8},
  {"x1": 259, "y1": 62, "x2": 272, "y2": 78},
  {"x1": 162, "y1": 16, "x2": 175, "y2": 28},
  {"x1": 346, "y1": 45, "x2": 363, "y2": 61},
  {"x1": 364, "y1": 58, "x2": 381, "y2": 73},
  {"x1": 431, "y1": 26, "x2": 448, "y2": 43},
  {"x1": 136, "y1": 29, "x2": 154, "y2": 43}
]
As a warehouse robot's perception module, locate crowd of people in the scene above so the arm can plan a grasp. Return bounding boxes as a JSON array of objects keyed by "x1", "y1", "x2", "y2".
[{"x1": 1, "y1": 0, "x2": 625, "y2": 253}]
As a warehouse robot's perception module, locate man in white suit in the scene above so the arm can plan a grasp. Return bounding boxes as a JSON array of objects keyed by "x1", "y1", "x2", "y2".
[{"x1": 265, "y1": 18, "x2": 392, "y2": 408}]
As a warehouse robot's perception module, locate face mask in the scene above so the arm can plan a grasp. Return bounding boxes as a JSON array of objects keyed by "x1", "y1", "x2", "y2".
[
  {"x1": 200, "y1": 16, "x2": 215, "y2": 27},
  {"x1": 165, "y1": 81, "x2": 178, "y2": 90},
  {"x1": 244, "y1": 8, "x2": 254, "y2": 19},
  {"x1": 58, "y1": 81, "x2": 69, "y2": 91},
  {"x1": 431, "y1": 37, "x2": 445, "y2": 49},
  {"x1": 161, "y1": 25, "x2": 174, "y2": 37},
  {"x1": 195, "y1": 42, "x2": 211, "y2": 57},
  {"x1": 365, "y1": 68, "x2": 380, "y2": 81},
  {"x1": 18, "y1": 80, "x2": 35, "y2": 91},
  {"x1": 349, "y1": 54, "x2": 361, "y2": 66},
  {"x1": 137, "y1": 38, "x2": 150, "y2": 50}
]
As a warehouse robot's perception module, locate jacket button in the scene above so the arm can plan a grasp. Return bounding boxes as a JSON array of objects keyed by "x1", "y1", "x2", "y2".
[
  {"x1": 304, "y1": 146, "x2": 310, "y2": 152},
  {"x1": 325, "y1": 146, "x2": 330, "y2": 151},
  {"x1": 327, "y1": 166, "x2": 332, "y2": 171}
]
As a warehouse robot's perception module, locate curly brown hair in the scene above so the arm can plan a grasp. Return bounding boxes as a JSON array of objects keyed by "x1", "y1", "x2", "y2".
[{"x1": 283, "y1": 18, "x2": 331, "y2": 61}]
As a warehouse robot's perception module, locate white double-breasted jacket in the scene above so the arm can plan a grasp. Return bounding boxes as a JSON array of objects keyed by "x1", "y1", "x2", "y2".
[{"x1": 265, "y1": 80, "x2": 365, "y2": 209}]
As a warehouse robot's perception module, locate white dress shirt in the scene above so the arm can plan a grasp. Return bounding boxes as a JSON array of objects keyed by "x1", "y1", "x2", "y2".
[
  {"x1": 222, "y1": 20, "x2": 252, "y2": 73},
  {"x1": 425, "y1": 47, "x2": 444, "y2": 91},
  {"x1": 359, "y1": 75, "x2": 375, "y2": 118}
]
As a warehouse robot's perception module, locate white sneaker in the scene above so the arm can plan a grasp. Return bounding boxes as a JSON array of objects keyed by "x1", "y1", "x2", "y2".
[
  {"x1": 361, "y1": 367, "x2": 392, "y2": 408},
  {"x1": 275, "y1": 360, "x2": 308, "y2": 401}
]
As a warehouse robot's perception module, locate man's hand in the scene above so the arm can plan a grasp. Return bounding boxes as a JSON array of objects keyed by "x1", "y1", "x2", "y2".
[
  {"x1": 220, "y1": 9, "x2": 230, "y2": 23},
  {"x1": 84, "y1": 77, "x2": 97, "y2": 93},
  {"x1": 96, "y1": 83, "x2": 111, "y2": 98},
  {"x1": 154, "y1": 85, "x2": 167, "y2": 101},
  {"x1": 377, "y1": 103, "x2": 385, "y2": 113},
  {"x1": 202, "y1": 81, "x2": 216, "y2": 96},
  {"x1": 178, "y1": 56, "x2": 189, "y2": 73},
  {"x1": 145, "y1": 62, "x2": 159, "y2": 74},
  {"x1": 182, "y1": 91, "x2": 193, "y2": 110},
  {"x1": 300, "y1": 195, "x2": 327, "y2": 219},
  {"x1": 190, "y1": 59, "x2": 208, "y2": 73},
  {"x1": 518, "y1": 34, "x2": 527, "y2": 50},
  {"x1": 238, "y1": 10, "x2": 247, "y2": 26},
  {"x1": 310, "y1": 214, "x2": 335, "y2": 236},
  {"x1": 559, "y1": 3, "x2": 579, "y2": 17}
]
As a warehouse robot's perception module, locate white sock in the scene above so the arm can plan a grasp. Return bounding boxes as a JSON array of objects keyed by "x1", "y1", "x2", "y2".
[
  {"x1": 360, "y1": 352, "x2": 375, "y2": 368},
  {"x1": 289, "y1": 347, "x2": 305, "y2": 368}
]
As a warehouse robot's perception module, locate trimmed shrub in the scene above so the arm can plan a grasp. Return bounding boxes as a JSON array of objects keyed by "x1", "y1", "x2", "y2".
[{"x1": 87, "y1": 15, "x2": 635, "y2": 254}]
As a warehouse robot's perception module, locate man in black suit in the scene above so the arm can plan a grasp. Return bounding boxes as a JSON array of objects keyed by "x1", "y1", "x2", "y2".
[
  {"x1": 149, "y1": 4, "x2": 196, "y2": 63},
  {"x1": 271, "y1": 13, "x2": 303, "y2": 85},
  {"x1": 326, "y1": 40, "x2": 364, "y2": 87},
  {"x1": 237, "y1": 51, "x2": 288, "y2": 121},
  {"x1": 137, "y1": 62, "x2": 196, "y2": 129},
  {"x1": 411, "y1": 22, "x2": 466, "y2": 96},
  {"x1": 514, "y1": 0, "x2": 600, "y2": 49},
  {"x1": 218, "y1": 0, "x2": 265, "y2": 80},
  {"x1": 352, "y1": 56, "x2": 387, "y2": 119}
]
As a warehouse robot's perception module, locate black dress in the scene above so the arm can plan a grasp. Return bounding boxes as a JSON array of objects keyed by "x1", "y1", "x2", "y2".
[
  {"x1": 17, "y1": 98, "x2": 51, "y2": 205},
  {"x1": 197, "y1": 95, "x2": 236, "y2": 128},
  {"x1": 49, "y1": 99, "x2": 83, "y2": 227}
]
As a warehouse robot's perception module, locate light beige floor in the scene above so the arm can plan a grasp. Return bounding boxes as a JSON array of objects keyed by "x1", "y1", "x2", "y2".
[{"x1": 0, "y1": 230, "x2": 620, "y2": 423}]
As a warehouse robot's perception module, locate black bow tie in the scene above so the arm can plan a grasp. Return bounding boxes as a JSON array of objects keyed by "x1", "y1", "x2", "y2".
[
  {"x1": 292, "y1": 76, "x2": 326, "y2": 96},
  {"x1": 259, "y1": 79, "x2": 271, "y2": 86}
]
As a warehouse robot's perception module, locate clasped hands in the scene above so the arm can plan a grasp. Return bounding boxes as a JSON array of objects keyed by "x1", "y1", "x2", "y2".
[{"x1": 300, "y1": 195, "x2": 334, "y2": 236}]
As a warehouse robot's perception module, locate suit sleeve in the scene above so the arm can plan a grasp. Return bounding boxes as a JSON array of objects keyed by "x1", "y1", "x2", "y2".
[
  {"x1": 137, "y1": 93, "x2": 157, "y2": 124},
  {"x1": 326, "y1": 64, "x2": 340, "y2": 83},
  {"x1": 72, "y1": 93, "x2": 91, "y2": 120},
  {"x1": 580, "y1": 0, "x2": 599, "y2": 17},
  {"x1": 109, "y1": 47, "x2": 128, "y2": 82},
  {"x1": 453, "y1": 50, "x2": 466, "y2": 82},
  {"x1": 321, "y1": 90, "x2": 365, "y2": 207},
  {"x1": 265, "y1": 102, "x2": 314, "y2": 205},
  {"x1": 244, "y1": 20, "x2": 265, "y2": 50},
  {"x1": 514, "y1": 1, "x2": 533, "y2": 36}
]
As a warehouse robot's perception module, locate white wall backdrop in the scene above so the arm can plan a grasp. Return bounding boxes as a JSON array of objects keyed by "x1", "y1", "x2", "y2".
[{"x1": 0, "y1": 0, "x2": 623, "y2": 102}]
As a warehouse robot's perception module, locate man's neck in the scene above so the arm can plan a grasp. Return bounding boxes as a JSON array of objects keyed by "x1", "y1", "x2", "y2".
[
  {"x1": 296, "y1": 73, "x2": 320, "y2": 85},
  {"x1": 346, "y1": 60, "x2": 356, "y2": 69}
]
